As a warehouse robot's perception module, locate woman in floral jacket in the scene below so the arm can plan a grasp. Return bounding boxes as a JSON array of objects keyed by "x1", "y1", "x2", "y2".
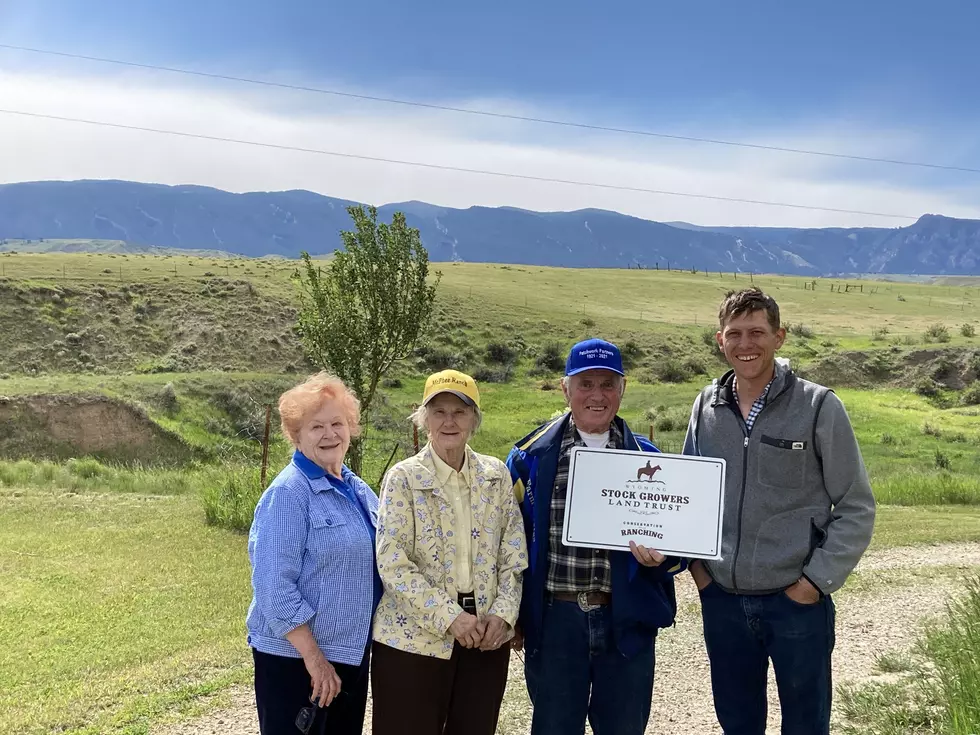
[{"x1": 371, "y1": 370, "x2": 527, "y2": 735}]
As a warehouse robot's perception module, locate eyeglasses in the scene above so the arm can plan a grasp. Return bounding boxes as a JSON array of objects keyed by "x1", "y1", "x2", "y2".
[
  {"x1": 295, "y1": 696, "x2": 318, "y2": 734},
  {"x1": 295, "y1": 690, "x2": 348, "y2": 733}
]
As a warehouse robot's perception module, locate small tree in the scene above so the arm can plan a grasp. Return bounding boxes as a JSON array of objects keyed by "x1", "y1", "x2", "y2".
[{"x1": 297, "y1": 205, "x2": 440, "y2": 474}]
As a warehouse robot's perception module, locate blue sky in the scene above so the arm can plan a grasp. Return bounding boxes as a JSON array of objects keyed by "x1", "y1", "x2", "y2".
[{"x1": 1, "y1": 0, "x2": 979, "y2": 226}]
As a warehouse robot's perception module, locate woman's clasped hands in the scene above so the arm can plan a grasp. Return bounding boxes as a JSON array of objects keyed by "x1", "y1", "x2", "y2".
[{"x1": 448, "y1": 612, "x2": 510, "y2": 651}]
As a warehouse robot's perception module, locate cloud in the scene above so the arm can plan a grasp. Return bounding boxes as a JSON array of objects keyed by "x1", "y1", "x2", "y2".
[{"x1": 0, "y1": 67, "x2": 978, "y2": 228}]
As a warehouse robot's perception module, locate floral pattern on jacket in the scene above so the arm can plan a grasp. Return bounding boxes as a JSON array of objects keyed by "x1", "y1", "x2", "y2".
[{"x1": 373, "y1": 444, "x2": 528, "y2": 659}]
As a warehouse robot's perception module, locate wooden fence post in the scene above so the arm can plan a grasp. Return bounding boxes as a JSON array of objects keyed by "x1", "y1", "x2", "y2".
[
  {"x1": 412, "y1": 409, "x2": 420, "y2": 455},
  {"x1": 260, "y1": 405, "x2": 272, "y2": 488}
]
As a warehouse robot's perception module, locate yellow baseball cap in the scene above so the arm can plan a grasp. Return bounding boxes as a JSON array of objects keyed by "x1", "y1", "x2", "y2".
[{"x1": 422, "y1": 369, "x2": 481, "y2": 409}]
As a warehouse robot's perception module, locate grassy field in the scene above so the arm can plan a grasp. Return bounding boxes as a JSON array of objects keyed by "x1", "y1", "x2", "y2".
[
  {"x1": 0, "y1": 238, "x2": 241, "y2": 258},
  {"x1": 868, "y1": 505, "x2": 980, "y2": 549},
  {"x1": 837, "y1": 389, "x2": 980, "y2": 505},
  {"x1": 0, "y1": 489, "x2": 251, "y2": 735},
  {"x1": 3, "y1": 251, "x2": 980, "y2": 732}
]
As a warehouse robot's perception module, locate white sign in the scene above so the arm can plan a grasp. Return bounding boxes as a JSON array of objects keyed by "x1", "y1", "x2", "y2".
[{"x1": 562, "y1": 447, "x2": 726, "y2": 560}]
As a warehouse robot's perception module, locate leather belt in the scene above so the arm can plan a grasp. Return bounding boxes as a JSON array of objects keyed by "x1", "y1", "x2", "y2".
[
  {"x1": 552, "y1": 591, "x2": 611, "y2": 611},
  {"x1": 457, "y1": 592, "x2": 477, "y2": 615}
]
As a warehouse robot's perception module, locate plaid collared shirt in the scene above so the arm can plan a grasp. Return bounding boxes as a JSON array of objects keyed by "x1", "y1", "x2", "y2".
[
  {"x1": 733, "y1": 376, "x2": 775, "y2": 434},
  {"x1": 546, "y1": 417, "x2": 624, "y2": 594}
]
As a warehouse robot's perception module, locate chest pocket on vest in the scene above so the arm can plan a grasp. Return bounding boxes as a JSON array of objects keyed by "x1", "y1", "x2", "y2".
[{"x1": 758, "y1": 435, "x2": 807, "y2": 490}]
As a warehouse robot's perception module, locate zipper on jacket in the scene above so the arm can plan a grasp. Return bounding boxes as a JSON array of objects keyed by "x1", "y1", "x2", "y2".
[
  {"x1": 727, "y1": 409, "x2": 749, "y2": 591},
  {"x1": 726, "y1": 378, "x2": 794, "y2": 592}
]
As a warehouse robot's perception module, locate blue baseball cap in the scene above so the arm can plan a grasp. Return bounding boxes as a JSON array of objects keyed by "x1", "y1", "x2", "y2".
[{"x1": 565, "y1": 338, "x2": 625, "y2": 377}]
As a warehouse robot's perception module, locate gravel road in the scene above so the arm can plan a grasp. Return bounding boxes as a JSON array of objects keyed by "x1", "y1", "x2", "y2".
[{"x1": 155, "y1": 542, "x2": 980, "y2": 735}]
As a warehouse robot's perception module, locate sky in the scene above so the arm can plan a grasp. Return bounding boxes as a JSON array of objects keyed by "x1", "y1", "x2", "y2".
[{"x1": 1, "y1": 0, "x2": 979, "y2": 227}]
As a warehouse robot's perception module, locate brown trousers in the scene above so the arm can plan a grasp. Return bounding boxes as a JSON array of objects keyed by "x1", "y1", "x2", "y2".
[{"x1": 371, "y1": 641, "x2": 511, "y2": 735}]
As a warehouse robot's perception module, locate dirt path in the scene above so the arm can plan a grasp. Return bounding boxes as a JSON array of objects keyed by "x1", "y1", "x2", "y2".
[{"x1": 155, "y1": 543, "x2": 980, "y2": 735}]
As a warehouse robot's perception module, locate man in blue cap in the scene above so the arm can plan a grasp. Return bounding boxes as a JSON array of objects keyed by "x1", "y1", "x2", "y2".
[{"x1": 506, "y1": 338, "x2": 684, "y2": 735}]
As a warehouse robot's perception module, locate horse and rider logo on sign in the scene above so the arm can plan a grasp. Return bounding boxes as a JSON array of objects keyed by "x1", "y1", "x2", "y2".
[
  {"x1": 621, "y1": 460, "x2": 669, "y2": 514},
  {"x1": 635, "y1": 460, "x2": 662, "y2": 482}
]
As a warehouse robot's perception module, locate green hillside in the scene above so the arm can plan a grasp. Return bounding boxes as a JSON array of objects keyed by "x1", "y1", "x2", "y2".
[
  {"x1": 2, "y1": 250, "x2": 980, "y2": 499},
  {"x1": 3, "y1": 251, "x2": 980, "y2": 377}
]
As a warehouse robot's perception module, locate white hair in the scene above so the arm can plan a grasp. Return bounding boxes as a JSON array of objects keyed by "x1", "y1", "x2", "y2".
[
  {"x1": 409, "y1": 402, "x2": 483, "y2": 434},
  {"x1": 561, "y1": 372, "x2": 626, "y2": 398}
]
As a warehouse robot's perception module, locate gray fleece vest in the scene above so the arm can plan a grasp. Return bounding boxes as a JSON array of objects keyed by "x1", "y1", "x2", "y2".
[{"x1": 685, "y1": 361, "x2": 875, "y2": 595}]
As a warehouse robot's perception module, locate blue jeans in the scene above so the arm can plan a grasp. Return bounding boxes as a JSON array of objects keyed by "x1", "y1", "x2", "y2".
[
  {"x1": 699, "y1": 583, "x2": 836, "y2": 735},
  {"x1": 524, "y1": 598, "x2": 655, "y2": 735}
]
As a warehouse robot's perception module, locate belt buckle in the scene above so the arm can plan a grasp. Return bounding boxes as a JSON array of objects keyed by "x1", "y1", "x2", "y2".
[
  {"x1": 576, "y1": 591, "x2": 599, "y2": 613},
  {"x1": 460, "y1": 593, "x2": 476, "y2": 610}
]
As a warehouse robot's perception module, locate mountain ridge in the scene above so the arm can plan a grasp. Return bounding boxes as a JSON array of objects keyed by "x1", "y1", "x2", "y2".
[{"x1": 2, "y1": 179, "x2": 980, "y2": 275}]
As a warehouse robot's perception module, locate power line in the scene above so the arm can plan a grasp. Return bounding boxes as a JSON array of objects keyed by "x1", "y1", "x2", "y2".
[
  {"x1": 2, "y1": 42, "x2": 978, "y2": 176},
  {"x1": 0, "y1": 108, "x2": 920, "y2": 221}
]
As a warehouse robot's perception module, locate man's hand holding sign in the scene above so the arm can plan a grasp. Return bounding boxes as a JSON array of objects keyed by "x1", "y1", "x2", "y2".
[{"x1": 629, "y1": 542, "x2": 667, "y2": 567}]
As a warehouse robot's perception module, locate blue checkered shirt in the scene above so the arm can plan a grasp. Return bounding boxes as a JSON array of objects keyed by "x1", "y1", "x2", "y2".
[
  {"x1": 734, "y1": 377, "x2": 774, "y2": 433},
  {"x1": 246, "y1": 451, "x2": 380, "y2": 665}
]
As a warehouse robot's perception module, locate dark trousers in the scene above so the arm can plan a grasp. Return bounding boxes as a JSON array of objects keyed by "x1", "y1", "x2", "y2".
[
  {"x1": 371, "y1": 640, "x2": 510, "y2": 735},
  {"x1": 524, "y1": 599, "x2": 656, "y2": 735},
  {"x1": 252, "y1": 647, "x2": 370, "y2": 735},
  {"x1": 699, "y1": 584, "x2": 836, "y2": 735}
]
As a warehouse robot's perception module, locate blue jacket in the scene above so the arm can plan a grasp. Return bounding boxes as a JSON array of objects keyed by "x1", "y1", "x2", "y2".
[
  {"x1": 505, "y1": 413, "x2": 683, "y2": 658},
  {"x1": 246, "y1": 453, "x2": 380, "y2": 666}
]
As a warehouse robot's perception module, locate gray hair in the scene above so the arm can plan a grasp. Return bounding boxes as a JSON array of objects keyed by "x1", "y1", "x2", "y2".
[
  {"x1": 409, "y1": 403, "x2": 483, "y2": 434},
  {"x1": 561, "y1": 372, "x2": 626, "y2": 397}
]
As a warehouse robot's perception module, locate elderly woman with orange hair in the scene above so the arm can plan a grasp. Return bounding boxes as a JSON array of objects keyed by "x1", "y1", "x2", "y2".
[{"x1": 246, "y1": 372, "x2": 382, "y2": 735}]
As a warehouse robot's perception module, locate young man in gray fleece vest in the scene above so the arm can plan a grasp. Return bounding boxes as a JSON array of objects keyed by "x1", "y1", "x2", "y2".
[{"x1": 683, "y1": 287, "x2": 875, "y2": 735}]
